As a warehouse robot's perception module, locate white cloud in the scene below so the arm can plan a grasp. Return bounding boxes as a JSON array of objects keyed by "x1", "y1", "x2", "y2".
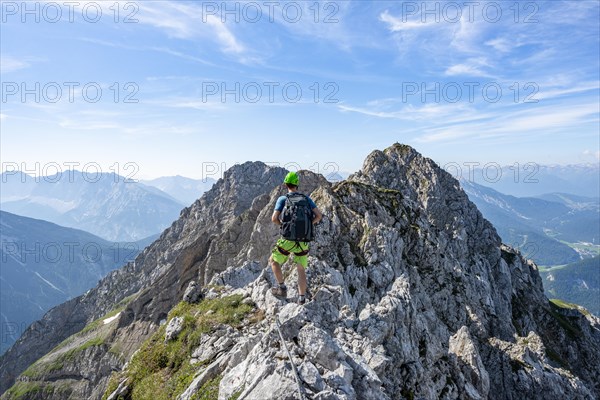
[
  {"x1": 136, "y1": 2, "x2": 246, "y2": 57},
  {"x1": 379, "y1": 8, "x2": 493, "y2": 72},
  {"x1": 58, "y1": 119, "x2": 121, "y2": 130},
  {"x1": 445, "y1": 64, "x2": 482, "y2": 76},
  {"x1": 271, "y1": 1, "x2": 356, "y2": 50},
  {"x1": 379, "y1": 10, "x2": 436, "y2": 31},
  {"x1": 79, "y1": 38, "x2": 215, "y2": 66},
  {"x1": 338, "y1": 104, "x2": 394, "y2": 118},
  {"x1": 445, "y1": 58, "x2": 495, "y2": 78},
  {"x1": 493, "y1": 104, "x2": 598, "y2": 132},
  {"x1": 136, "y1": 2, "x2": 197, "y2": 39},
  {"x1": 167, "y1": 100, "x2": 226, "y2": 111},
  {"x1": 149, "y1": 47, "x2": 215, "y2": 66},
  {"x1": 582, "y1": 150, "x2": 600, "y2": 160},
  {"x1": 338, "y1": 102, "x2": 482, "y2": 124},
  {"x1": 536, "y1": 81, "x2": 599, "y2": 100},
  {"x1": 0, "y1": 56, "x2": 30, "y2": 73},
  {"x1": 449, "y1": 14, "x2": 484, "y2": 54},
  {"x1": 416, "y1": 102, "x2": 599, "y2": 143},
  {"x1": 485, "y1": 38, "x2": 515, "y2": 53},
  {"x1": 204, "y1": 15, "x2": 245, "y2": 54}
]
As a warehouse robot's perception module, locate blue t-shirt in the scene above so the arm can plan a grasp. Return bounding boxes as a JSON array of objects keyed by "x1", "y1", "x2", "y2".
[{"x1": 274, "y1": 194, "x2": 317, "y2": 212}]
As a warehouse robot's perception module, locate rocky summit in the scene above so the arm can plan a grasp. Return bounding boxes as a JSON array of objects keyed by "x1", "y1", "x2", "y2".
[{"x1": 1, "y1": 144, "x2": 599, "y2": 400}]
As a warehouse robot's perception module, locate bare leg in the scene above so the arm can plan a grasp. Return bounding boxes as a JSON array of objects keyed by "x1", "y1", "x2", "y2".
[
  {"x1": 296, "y1": 264, "x2": 307, "y2": 296},
  {"x1": 270, "y1": 256, "x2": 285, "y2": 285}
]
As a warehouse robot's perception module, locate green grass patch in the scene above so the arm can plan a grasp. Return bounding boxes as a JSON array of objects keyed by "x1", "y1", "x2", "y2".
[
  {"x1": 120, "y1": 295, "x2": 253, "y2": 400},
  {"x1": 204, "y1": 284, "x2": 227, "y2": 294},
  {"x1": 548, "y1": 301, "x2": 583, "y2": 339},
  {"x1": 21, "y1": 352, "x2": 66, "y2": 379},
  {"x1": 48, "y1": 306, "x2": 116, "y2": 353},
  {"x1": 561, "y1": 241, "x2": 600, "y2": 256},
  {"x1": 538, "y1": 264, "x2": 568, "y2": 272},
  {"x1": 79, "y1": 293, "x2": 138, "y2": 336},
  {"x1": 22, "y1": 336, "x2": 106, "y2": 379},
  {"x1": 108, "y1": 342, "x2": 126, "y2": 362},
  {"x1": 400, "y1": 388, "x2": 415, "y2": 400},
  {"x1": 131, "y1": 370, "x2": 170, "y2": 400},
  {"x1": 376, "y1": 187, "x2": 402, "y2": 195},
  {"x1": 190, "y1": 376, "x2": 222, "y2": 400},
  {"x1": 101, "y1": 373, "x2": 123, "y2": 400},
  {"x1": 81, "y1": 304, "x2": 127, "y2": 335},
  {"x1": 4, "y1": 381, "x2": 47, "y2": 399},
  {"x1": 550, "y1": 298, "x2": 590, "y2": 317},
  {"x1": 47, "y1": 335, "x2": 76, "y2": 354}
]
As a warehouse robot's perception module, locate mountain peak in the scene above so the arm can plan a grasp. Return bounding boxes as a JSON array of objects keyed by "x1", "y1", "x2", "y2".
[{"x1": 2, "y1": 145, "x2": 599, "y2": 400}]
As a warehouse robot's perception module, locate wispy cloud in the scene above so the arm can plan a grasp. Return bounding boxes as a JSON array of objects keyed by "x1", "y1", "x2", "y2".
[
  {"x1": 135, "y1": 2, "x2": 247, "y2": 58},
  {"x1": 537, "y1": 81, "x2": 599, "y2": 100},
  {"x1": 55, "y1": 109, "x2": 201, "y2": 137},
  {"x1": 450, "y1": 15, "x2": 485, "y2": 54},
  {"x1": 203, "y1": 15, "x2": 245, "y2": 54},
  {"x1": 378, "y1": 7, "x2": 492, "y2": 76},
  {"x1": 0, "y1": 56, "x2": 30, "y2": 73},
  {"x1": 266, "y1": 1, "x2": 360, "y2": 51},
  {"x1": 163, "y1": 99, "x2": 226, "y2": 111},
  {"x1": 58, "y1": 119, "x2": 121, "y2": 130},
  {"x1": 415, "y1": 102, "x2": 599, "y2": 143},
  {"x1": 485, "y1": 37, "x2": 517, "y2": 53},
  {"x1": 79, "y1": 38, "x2": 216, "y2": 66},
  {"x1": 379, "y1": 10, "x2": 437, "y2": 31},
  {"x1": 445, "y1": 57, "x2": 495, "y2": 78},
  {"x1": 338, "y1": 102, "x2": 485, "y2": 124},
  {"x1": 149, "y1": 47, "x2": 215, "y2": 66}
]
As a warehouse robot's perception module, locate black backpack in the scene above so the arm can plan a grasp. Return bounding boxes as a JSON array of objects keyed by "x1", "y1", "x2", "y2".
[{"x1": 280, "y1": 193, "x2": 315, "y2": 242}]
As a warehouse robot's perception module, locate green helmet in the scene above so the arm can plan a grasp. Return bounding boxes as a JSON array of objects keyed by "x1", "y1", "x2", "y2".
[{"x1": 283, "y1": 171, "x2": 299, "y2": 186}]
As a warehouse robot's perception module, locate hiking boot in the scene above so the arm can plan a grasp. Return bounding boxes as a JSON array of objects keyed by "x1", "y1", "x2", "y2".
[{"x1": 271, "y1": 285, "x2": 287, "y2": 298}]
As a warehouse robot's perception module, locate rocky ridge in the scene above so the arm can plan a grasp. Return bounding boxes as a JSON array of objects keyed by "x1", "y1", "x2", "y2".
[{"x1": 1, "y1": 144, "x2": 599, "y2": 400}]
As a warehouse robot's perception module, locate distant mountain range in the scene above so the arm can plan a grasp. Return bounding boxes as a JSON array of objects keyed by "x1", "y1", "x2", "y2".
[
  {"x1": 141, "y1": 172, "x2": 348, "y2": 203},
  {"x1": 0, "y1": 211, "x2": 151, "y2": 355},
  {"x1": 541, "y1": 256, "x2": 600, "y2": 316},
  {"x1": 142, "y1": 175, "x2": 216, "y2": 205},
  {"x1": 0, "y1": 171, "x2": 184, "y2": 242},
  {"x1": 461, "y1": 180, "x2": 599, "y2": 266},
  {"x1": 463, "y1": 163, "x2": 600, "y2": 198}
]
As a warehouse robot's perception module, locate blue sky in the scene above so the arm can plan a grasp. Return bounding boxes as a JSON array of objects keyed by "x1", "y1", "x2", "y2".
[{"x1": 1, "y1": 0, "x2": 599, "y2": 179}]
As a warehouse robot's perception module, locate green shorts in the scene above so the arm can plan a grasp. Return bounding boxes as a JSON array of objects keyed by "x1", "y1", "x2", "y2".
[{"x1": 271, "y1": 238, "x2": 310, "y2": 268}]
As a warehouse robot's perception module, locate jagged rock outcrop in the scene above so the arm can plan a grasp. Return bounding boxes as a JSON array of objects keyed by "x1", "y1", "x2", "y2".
[
  {"x1": 1, "y1": 144, "x2": 599, "y2": 400},
  {"x1": 0, "y1": 161, "x2": 291, "y2": 395}
]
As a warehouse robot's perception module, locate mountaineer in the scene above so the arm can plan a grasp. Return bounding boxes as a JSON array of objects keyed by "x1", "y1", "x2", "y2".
[{"x1": 269, "y1": 171, "x2": 322, "y2": 304}]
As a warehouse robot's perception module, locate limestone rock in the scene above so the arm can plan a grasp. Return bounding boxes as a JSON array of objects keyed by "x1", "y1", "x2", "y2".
[
  {"x1": 106, "y1": 379, "x2": 129, "y2": 400},
  {"x1": 183, "y1": 280, "x2": 201, "y2": 303},
  {"x1": 165, "y1": 316, "x2": 184, "y2": 342}
]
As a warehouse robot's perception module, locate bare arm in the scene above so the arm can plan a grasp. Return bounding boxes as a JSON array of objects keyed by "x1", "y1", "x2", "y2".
[
  {"x1": 271, "y1": 210, "x2": 281, "y2": 225},
  {"x1": 312, "y1": 207, "x2": 322, "y2": 224}
]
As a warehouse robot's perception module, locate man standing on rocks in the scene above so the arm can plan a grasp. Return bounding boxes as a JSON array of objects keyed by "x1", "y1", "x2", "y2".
[{"x1": 270, "y1": 172, "x2": 322, "y2": 304}]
